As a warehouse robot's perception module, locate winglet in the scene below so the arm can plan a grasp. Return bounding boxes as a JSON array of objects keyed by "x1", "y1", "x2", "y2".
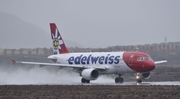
[{"x1": 12, "y1": 59, "x2": 16, "y2": 65}]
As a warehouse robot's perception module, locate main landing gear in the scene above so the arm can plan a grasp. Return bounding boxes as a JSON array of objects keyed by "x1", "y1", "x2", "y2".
[
  {"x1": 115, "y1": 74, "x2": 124, "y2": 83},
  {"x1": 136, "y1": 73, "x2": 142, "y2": 83},
  {"x1": 81, "y1": 78, "x2": 90, "y2": 83}
]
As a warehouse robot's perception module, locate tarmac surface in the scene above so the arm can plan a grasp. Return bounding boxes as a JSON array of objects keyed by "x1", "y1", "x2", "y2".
[
  {"x1": 32, "y1": 81, "x2": 179, "y2": 86},
  {"x1": 1, "y1": 76, "x2": 180, "y2": 86},
  {"x1": 61, "y1": 81, "x2": 180, "y2": 86}
]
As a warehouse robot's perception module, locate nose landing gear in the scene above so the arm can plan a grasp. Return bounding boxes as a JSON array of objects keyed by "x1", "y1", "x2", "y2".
[{"x1": 136, "y1": 73, "x2": 142, "y2": 83}]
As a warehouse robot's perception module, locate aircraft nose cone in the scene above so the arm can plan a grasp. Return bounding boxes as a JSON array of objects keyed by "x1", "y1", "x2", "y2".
[{"x1": 146, "y1": 61, "x2": 156, "y2": 71}]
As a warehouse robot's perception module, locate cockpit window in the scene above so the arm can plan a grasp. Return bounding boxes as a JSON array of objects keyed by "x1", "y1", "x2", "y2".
[
  {"x1": 137, "y1": 57, "x2": 152, "y2": 61},
  {"x1": 137, "y1": 57, "x2": 142, "y2": 61}
]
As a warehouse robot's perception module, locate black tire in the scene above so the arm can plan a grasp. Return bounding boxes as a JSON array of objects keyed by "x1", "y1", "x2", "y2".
[
  {"x1": 119, "y1": 77, "x2": 124, "y2": 83},
  {"x1": 137, "y1": 79, "x2": 142, "y2": 83},
  {"x1": 115, "y1": 77, "x2": 120, "y2": 83},
  {"x1": 86, "y1": 80, "x2": 90, "y2": 83},
  {"x1": 81, "y1": 78, "x2": 85, "y2": 83},
  {"x1": 81, "y1": 78, "x2": 90, "y2": 83}
]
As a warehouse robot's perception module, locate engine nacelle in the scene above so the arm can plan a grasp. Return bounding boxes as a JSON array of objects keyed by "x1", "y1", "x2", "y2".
[
  {"x1": 142, "y1": 72, "x2": 151, "y2": 79},
  {"x1": 81, "y1": 69, "x2": 99, "y2": 80}
]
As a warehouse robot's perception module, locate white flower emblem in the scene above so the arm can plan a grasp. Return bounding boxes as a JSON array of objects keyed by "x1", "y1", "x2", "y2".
[{"x1": 52, "y1": 28, "x2": 63, "y2": 54}]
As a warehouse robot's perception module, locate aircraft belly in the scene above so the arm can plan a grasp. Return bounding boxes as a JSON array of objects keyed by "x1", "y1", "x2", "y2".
[
  {"x1": 99, "y1": 62, "x2": 134, "y2": 74},
  {"x1": 116, "y1": 64, "x2": 134, "y2": 74}
]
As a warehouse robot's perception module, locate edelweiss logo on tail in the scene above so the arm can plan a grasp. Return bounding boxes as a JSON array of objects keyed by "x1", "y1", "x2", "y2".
[
  {"x1": 52, "y1": 28, "x2": 63, "y2": 54},
  {"x1": 50, "y1": 23, "x2": 69, "y2": 54}
]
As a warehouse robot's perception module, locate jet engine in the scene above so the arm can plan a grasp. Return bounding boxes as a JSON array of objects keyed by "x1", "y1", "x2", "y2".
[
  {"x1": 141, "y1": 72, "x2": 151, "y2": 79},
  {"x1": 81, "y1": 69, "x2": 99, "y2": 80}
]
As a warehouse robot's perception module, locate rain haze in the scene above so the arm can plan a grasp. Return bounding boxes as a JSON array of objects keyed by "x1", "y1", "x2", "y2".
[
  {"x1": 0, "y1": 0, "x2": 180, "y2": 48},
  {"x1": 0, "y1": 64, "x2": 115, "y2": 85},
  {"x1": 0, "y1": 0, "x2": 180, "y2": 85}
]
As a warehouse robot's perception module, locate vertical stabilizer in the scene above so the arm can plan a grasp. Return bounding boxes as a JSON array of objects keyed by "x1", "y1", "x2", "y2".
[{"x1": 50, "y1": 23, "x2": 69, "y2": 54}]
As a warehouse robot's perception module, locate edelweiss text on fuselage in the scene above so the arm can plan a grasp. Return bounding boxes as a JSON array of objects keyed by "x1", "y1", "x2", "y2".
[{"x1": 68, "y1": 54, "x2": 120, "y2": 65}]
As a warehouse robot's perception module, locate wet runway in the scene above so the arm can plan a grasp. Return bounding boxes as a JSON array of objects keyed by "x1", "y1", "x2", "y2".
[
  {"x1": 2, "y1": 80, "x2": 179, "y2": 85},
  {"x1": 0, "y1": 65, "x2": 179, "y2": 86},
  {"x1": 48, "y1": 81, "x2": 180, "y2": 86},
  {"x1": 91, "y1": 81, "x2": 180, "y2": 85}
]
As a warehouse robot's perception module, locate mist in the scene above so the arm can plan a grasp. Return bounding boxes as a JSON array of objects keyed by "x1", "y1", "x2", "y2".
[
  {"x1": 0, "y1": 0, "x2": 180, "y2": 48},
  {"x1": 0, "y1": 64, "x2": 114, "y2": 85}
]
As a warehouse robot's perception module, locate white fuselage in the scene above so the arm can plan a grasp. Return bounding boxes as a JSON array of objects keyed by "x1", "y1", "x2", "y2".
[{"x1": 48, "y1": 52, "x2": 135, "y2": 74}]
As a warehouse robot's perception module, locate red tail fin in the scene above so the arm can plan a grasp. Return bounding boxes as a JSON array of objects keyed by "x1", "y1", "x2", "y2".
[{"x1": 50, "y1": 23, "x2": 69, "y2": 54}]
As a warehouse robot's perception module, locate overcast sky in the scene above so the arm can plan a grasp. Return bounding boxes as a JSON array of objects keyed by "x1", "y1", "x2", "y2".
[{"x1": 0, "y1": 0, "x2": 180, "y2": 48}]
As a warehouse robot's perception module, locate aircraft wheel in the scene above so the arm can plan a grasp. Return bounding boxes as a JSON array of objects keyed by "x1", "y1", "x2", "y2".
[
  {"x1": 115, "y1": 77, "x2": 124, "y2": 83},
  {"x1": 119, "y1": 77, "x2": 124, "y2": 83},
  {"x1": 81, "y1": 78, "x2": 90, "y2": 83},
  {"x1": 137, "y1": 79, "x2": 142, "y2": 83},
  {"x1": 86, "y1": 80, "x2": 90, "y2": 83},
  {"x1": 81, "y1": 78, "x2": 86, "y2": 83},
  {"x1": 115, "y1": 77, "x2": 120, "y2": 83}
]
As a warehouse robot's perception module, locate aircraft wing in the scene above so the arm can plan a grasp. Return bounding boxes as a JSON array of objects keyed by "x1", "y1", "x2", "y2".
[
  {"x1": 12, "y1": 60, "x2": 107, "y2": 70},
  {"x1": 154, "y1": 60, "x2": 167, "y2": 65}
]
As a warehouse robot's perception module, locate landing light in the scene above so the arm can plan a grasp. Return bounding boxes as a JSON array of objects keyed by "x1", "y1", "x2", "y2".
[{"x1": 136, "y1": 76, "x2": 140, "y2": 79}]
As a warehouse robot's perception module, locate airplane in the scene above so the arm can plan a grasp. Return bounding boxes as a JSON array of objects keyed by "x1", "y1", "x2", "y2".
[{"x1": 12, "y1": 23, "x2": 167, "y2": 84}]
